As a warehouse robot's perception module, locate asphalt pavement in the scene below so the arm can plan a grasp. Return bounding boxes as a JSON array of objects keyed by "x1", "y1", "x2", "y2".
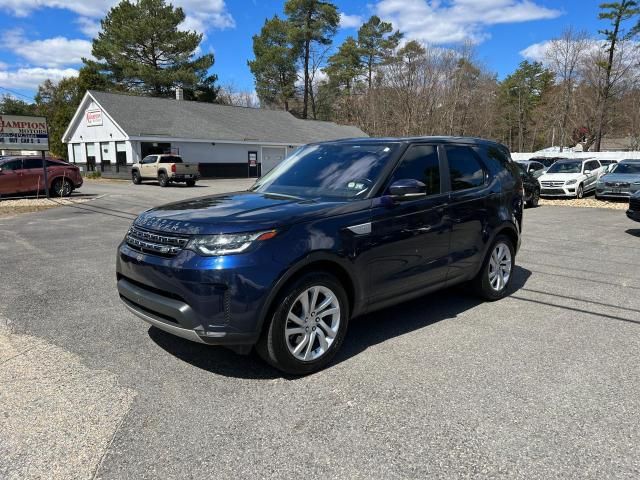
[{"x1": 1, "y1": 178, "x2": 639, "y2": 479}]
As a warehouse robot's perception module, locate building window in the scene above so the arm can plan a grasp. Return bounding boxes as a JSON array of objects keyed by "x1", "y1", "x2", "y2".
[{"x1": 72, "y1": 143, "x2": 82, "y2": 164}]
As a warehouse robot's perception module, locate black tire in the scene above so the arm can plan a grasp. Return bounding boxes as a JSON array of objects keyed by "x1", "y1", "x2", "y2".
[
  {"x1": 256, "y1": 272, "x2": 349, "y2": 375},
  {"x1": 132, "y1": 170, "x2": 141, "y2": 184},
  {"x1": 471, "y1": 235, "x2": 515, "y2": 301},
  {"x1": 576, "y1": 183, "x2": 584, "y2": 199},
  {"x1": 52, "y1": 178, "x2": 73, "y2": 197},
  {"x1": 186, "y1": 179, "x2": 196, "y2": 187},
  {"x1": 526, "y1": 188, "x2": 540, "y2": 208},
  {"x1": 158, "y1": 172, "x2": 169, "y2": 187}
]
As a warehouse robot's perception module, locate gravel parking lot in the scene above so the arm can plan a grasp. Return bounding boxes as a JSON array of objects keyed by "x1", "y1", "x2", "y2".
[{"x1": 1, "y1": 178, "x2": 639, "y2": 479}]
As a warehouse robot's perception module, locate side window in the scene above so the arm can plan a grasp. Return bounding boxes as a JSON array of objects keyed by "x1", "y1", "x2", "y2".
[
  {"x1": 1, "y1": 159, "x2": 22, "y2": 171},
  {"x1": 533, "y1": 162, "x2": 544, "y2": 171},
  {"x1": 142, "y1": 156, "x2": 155, "y2": 164},
  {"x1": 446, "y1": 145, "x2": 487, "y2": 191},
  {"x1": 387, "y1": 144, "x2": 440, "y2": 196},
  {"x1": 23, "y1": 158, "x2": 43, "y2": 169}
]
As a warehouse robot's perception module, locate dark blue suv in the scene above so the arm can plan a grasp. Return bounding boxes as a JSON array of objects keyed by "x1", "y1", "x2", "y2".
[{"x1": 117, "y1": 137, "x2": 523, "y2": 374}]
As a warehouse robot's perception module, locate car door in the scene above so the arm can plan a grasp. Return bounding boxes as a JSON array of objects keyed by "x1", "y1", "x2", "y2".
[
  {"x1": 366, "y1": 144, "x2": 451, "y2": 304},
  {"x1": 0, "y1": 159, "x2": 24, "y2": 195},
  {"x1": 20, "y1": 157, "x2": 46, "y2": 193},
  {"x1": 583, "y1": 160, "x2": 599, "y2": 190},
  {"x1": 140, "y1": 156, "x2": 156, "y2": 178},
  {"x1": 444, "y1": 144, "x2": 494, "y2": 282}
]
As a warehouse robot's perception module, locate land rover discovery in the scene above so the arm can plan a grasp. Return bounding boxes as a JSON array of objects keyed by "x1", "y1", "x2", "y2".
[{"x1": 116, "y1": 137, "x2": 523, "y2": 374}]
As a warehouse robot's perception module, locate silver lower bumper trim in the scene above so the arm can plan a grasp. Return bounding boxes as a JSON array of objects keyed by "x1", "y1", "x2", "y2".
[{"x1": 121, "y1": 298, "x2": 206, "y2": 344}]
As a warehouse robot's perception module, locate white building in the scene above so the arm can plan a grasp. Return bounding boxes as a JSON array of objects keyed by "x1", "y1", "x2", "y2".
[{"x1": 62, "y1": 90, "x2": 366, "y2": 178}]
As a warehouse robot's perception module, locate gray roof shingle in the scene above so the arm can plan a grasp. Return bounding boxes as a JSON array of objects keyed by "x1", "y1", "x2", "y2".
[{"x1": 89, "y1": 91, "x2": 367, "y2": 144}]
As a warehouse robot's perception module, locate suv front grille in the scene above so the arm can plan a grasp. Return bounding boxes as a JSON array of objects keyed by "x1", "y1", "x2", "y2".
[
  {"x1": 605, "y1": 182, "x2": 630, "y2": 188},
  {"x1": 126, "y1": 225, "x2": 189, "y2": 256},
  {"x1": 541, "y1": 180, "x2": 564, "y2": 187}
]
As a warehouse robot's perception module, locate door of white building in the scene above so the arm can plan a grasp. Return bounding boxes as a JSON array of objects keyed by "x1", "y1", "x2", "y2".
[{"x1": 261, "y1": 147, "x2": 287, "y2": 175}]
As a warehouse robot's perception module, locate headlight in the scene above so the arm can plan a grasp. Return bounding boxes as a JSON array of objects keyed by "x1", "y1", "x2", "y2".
[
  {"x1": 565, "y1": 179, "x2": 577, "y2": 185},
  {"x1": 188, "y1": 230, "x2": 277, "y2": 256}
]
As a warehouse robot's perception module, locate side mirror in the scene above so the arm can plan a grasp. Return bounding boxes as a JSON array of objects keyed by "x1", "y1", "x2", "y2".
[
  {"x1": 584, "y1": 169, "x2": 591, "y2": 175},
  {"x1": 388, "y1": 179, "x2": 427, "y2": 199}
]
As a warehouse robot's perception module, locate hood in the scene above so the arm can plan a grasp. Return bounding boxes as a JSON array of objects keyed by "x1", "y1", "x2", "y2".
[
  {"x1": 600, "y1": 173, "x2": 640, "y2": 184},
  {"x1": 134, "y1": 191, "x2": 364, "y2": 235}
]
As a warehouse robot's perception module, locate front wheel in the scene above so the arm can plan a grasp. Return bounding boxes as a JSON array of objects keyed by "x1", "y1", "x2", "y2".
[
  {"x1": 132, "y1": 171, "x2": 141, "y2": 184},
  {"x1": 257, "y1": 272, "x2": 349, "y2": 375},
  {"x1": 52, "y1": 178, "x2": 73, "y2": 197},
  {"x1": 471, "y1": 235, "x2": 515, "y2": 301},
  {"x1": 576, "y1": 183, "x2": 584, "y2": 199},
  {"x1": 158, "y1": 172, "x2": 169, "y2": 187}
]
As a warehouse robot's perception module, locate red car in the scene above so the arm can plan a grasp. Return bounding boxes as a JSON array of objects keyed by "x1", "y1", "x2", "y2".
[{"x1": 0, "y1": 156, "x2": 83, "y2": 197}]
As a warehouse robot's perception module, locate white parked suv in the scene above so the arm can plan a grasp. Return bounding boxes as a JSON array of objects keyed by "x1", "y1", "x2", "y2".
[{"x1": 538, "y1": 159, "x2": 604, "y2": 198}]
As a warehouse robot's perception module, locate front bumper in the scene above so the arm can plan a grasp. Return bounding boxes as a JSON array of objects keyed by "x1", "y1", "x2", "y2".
[
  {"x1": 116, "y1": 241, "x2": 284, "y2": 346},
  {"x1": 540, "y1": 183, "x2": 578, "y2": 197},
  {"x1": 596, "y1": 186, "x2": 638, "y2": 198}
]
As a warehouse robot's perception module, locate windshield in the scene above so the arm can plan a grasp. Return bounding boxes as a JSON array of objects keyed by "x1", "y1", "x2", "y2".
[
  {"x1": 547, "y1": 161, "x2": 582, "y2": 174},
  {"x1": 612, "y1": 163, "x2": 640, "y2": 174},
  {"x1": 251, "y1": 143, "x2": 398, "y2": 200}
]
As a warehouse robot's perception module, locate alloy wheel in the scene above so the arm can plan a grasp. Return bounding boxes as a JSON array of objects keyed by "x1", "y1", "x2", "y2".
[
  {"x1": 488, "y1": 242, "x2": 512, "y2": 292},
  {"x1": 285, "y1": 285, "x2": 340, "y2": 362},
  {"x1": 56, "y1": 180, "x2": 71, "y2": 197}
]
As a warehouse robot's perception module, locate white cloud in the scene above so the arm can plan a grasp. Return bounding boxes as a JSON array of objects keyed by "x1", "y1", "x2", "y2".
[
  {"x1": 520, "y1": 37, "x2": 640, "y2": 66},
  {"x1": 519, "y1": 40, "x2": 552, "y2": 62},
  {"x1": 4, "y1": 30, "x2": 92, "y2": 67},
  {"x1": 0, "y1": 0, "x2": 235, "y2": 32},
  {"x1": 0, "y1": 0, "x2": 112, "y2": 17},
  {"x1": 0, "y1": 67, "x2": 79, "y2": 89},
  {"x1": 75, "y1": 16, "x2": 101, "y2": 38},
  {"x1": 340, "y1": 13, "x2": 363, "y2": 29},
  {"x1": 375, "y1": 0, "x2": 562, "y2": 45}
]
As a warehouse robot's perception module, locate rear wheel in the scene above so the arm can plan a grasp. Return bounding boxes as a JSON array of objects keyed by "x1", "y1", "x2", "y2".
[
  {"x1": 471, "y1": 235, "x2": 515, "y2": 301},
  {"x1": 257, "y1": 272, "x2": 349, "y2": 375},
  {"x1": 52, "y1": 178, "x2": 73, "y2": 197},
  {"x1": 186, "y1": 179, "x2": 196, "y2": 187},
  {"x1": 132, "y1": 170, "x2": 141, "y2": 184},
  {"x1": 158, "y1": 172, "x2": 169, "y2": 187}
]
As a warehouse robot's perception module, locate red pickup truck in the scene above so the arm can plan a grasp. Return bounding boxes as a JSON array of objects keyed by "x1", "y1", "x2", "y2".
[{"x1": 0, "y1": 156, "x2": 83, "y2": 197}]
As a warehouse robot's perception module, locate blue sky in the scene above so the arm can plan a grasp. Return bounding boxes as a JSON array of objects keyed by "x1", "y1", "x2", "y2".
[{"x1": 0, "y1": 0, "x2": 607, "y2": 101}]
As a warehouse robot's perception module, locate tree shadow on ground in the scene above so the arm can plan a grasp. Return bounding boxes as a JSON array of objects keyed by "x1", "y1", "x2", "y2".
[{"x1": 149, "y1": 266, "x2": 532, "y2": 380}]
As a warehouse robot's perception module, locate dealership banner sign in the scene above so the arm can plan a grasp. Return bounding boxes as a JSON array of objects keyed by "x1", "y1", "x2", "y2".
[
  {"x1": 86, "y1": 109, "x2": 103, "y2": 126},
  {"x1": 0, "y1": 115, "x2": 49, "y2": 151}
]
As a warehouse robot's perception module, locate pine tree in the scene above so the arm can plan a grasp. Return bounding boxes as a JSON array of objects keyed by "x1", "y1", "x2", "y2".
[
  {"x1": 324, "y1": 37, "x2": 363, "y2": 91},
  {"x1": 284, "y1": 0, "x2": 339, "y2": 118},
  {"x1": 89, "y1": 0, "x2": 218, "y2": 100},
  {"x1": 594, "y1": 1, "x2": 640, "y2": 150},
  {"x1": 248, "y1": 16, "x2": 298, "y2": 110},
  {"x1": 357, "y1": 15, "x2": 402, "y2": 89}
]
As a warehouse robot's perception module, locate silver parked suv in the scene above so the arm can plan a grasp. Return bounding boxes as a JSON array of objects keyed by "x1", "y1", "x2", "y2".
[{"x1": 596, "y1": 159, "x2": 640, "y2": 199}]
